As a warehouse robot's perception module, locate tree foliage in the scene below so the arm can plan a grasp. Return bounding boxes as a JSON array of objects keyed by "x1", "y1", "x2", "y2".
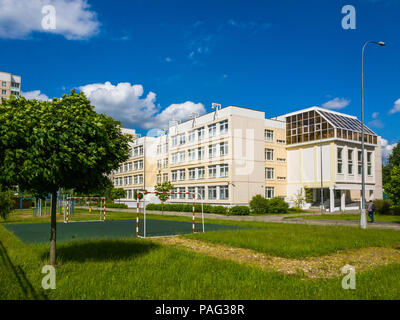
[
  {"x1": 154, "y1": 181, "x2": 174, "y2": 203},
  {"x1": 0, "y1": 187, "x2": 15, "y2": 220},
  {"x1": 384, "y1": 165, "x2": 400, "y2": 208},
  {"x1": 383, "y1": 142, "x2": 400, "y2": 185},
  {"x1": 110, "y1": 188, "x2": 127, "y2": 200},
  {"x1": 0, "y1": 91, "x2": 132, "y2": 263}
]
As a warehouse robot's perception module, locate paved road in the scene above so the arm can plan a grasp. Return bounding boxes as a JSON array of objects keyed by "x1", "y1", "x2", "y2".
[{"x1": 104, "y1": 207, "x2": 400, "y2": 231}]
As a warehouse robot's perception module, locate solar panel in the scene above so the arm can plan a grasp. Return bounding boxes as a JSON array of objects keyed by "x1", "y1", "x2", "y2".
[{"x1": 317, "y1": 110, "x2": 376, "y2": 135}]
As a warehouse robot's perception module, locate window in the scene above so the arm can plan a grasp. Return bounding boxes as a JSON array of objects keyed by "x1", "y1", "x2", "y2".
[
  {"x1": 188, "y1": 187, "x2": 196, "y2": 197},
  {"x1": 178, "y1": 187, "x2": 186, "y2": 199},
  {"x1": 1, "y1": 90, "x2": 6, "y2": 95},
  {"x1": 163, "y1": 158, "x2": 168, "y2": 168},
  {"x1": 337, "y1": 148, "x2": 343, "y2": 174},
  {"x1": 197, "y1": 127, "x2": 205, "y2": 140},
  {"x1": 348, "y1": 149, "x2": 353, "y2": 175},
  {"x1": 358, "y1": 151, "x2": 362, "y2": 175},
  {"x1": 171, "y1": 152, "x2": 178, "y2": 164},
  {"x1": 198, "y1": 147, "x2": 205, "y2": 160},
  {"x1": 11, "y1": 82, "x2": 19, "y2": 88},
  {"x1": 265, "y1": 148, "x2": 274, "y2": 161},
  {"x1": 208, "y1": 144, "x2": 217, "y2": 158},
  {"x1": 265, "y1": 168, "x2": 274, "y2": 180},
  {"x1": 208, "y1": 124, "x2": 217, "y2": 137},
  {"x1": 198, "y1": 167, "x2": 205, "y2": 179},
  {"x1": 157, "y1": 160, "x2": 162, "y2": 170},
  {"x1": 188, "y1": 131, "x2": 196, "y2": 143},
  {"x1": 179, "y1": 169, "x2": 186, "y2": 181},
  {"x1": 1, "y1": 82, "x2": 6, "y2": 87},
  {"x1": 367, "y1": 152, "x2": 373, "y2": 176},
  {"x1": 219, "y1": 164, "x2": 228, "y2": 177},
  {"x1": 220, "y1": 141, "x2": 228, "y2": 156},
  {"x1": 189, "y1": 168, "x2": 196, "y2": 180},
  {"x1": 171, "y1": 170, "x2": 178, "y2": 182},
  {"x1": 134, "y1": 146, "x2": 143, "y2": 156},
  {"x1": 277, "y1": 158, "x2": 286, "y2": 163},
  {"x1": 198, "y1": 187, "x2": 205, "y2": 200},
  {"x1": 188, "y1": 149, "x2": 196, "y2": 161},
  {"x1": 157, "y1": 174, "x2": 161, "y2": 184},
  {"x1": 134, "y1": 175, "x2": 142, "y2": 185},
  {"x1": 127, "y1": 189, "x2": 132, "y2": 199},
  {"x1": 178, "y1": 151, "x2": 185, "y2": 163},
  {"x1": 123, "y1": 163, "x2": 128, "y2": 172},
  {"x1": 277, "y1": 177, "x2": 286, "y2": 181},
  {"x1": 133, "y1": 160, "x2": 143, "y2": 170},
  {"x1": 208, "y1": 165, "x2": 217, "y2": 178},
  {"x1": 208, "y1": 186, "x2": 217, "y2": 200},
  {"x1": 265, "y1": 187, "x2": 275, "y2": 199},
  {"x1": 219, "y1": 120, "x2": 228, "y2": 135},
  {"x1": 171, "y1": 188, "x2": 178, "y2": 199},
  {"x1": 163, "y1": 173, "x2": 168, "y2": 182},
  {"x1": 277, "y1": 140, "x2": 286, "y2": 144},
  {"x1": 156, "y1": 145, "x2": 161, "y2": 155},
  {"x1": 124, "y1": 176, "x2": 128, "y2": 185},
  {"x1": 265, "y1": 129, "x2": 274, "y2": 142},
  {"x1": 220, "y1": 186, "x2": 229, "y2": 200},
  {"x1": 171, "y1": 136, "x2": 178, "y2": 147},
  {"x1": 179, "y1": 133, "x2": 186, "y2": 145}
]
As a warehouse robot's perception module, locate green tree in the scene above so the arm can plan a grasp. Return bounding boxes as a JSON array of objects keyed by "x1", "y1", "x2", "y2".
[
  {"x1": 0, "y1": 187, "x2": 15, "y2": 220},
  {"x1": 154, "y1": 181, "x2": 174, "y2": 214},
  {"x1": 384, "y1": 165, "x2": 400, "y2": 208},
  {"x1": 383, "y1": 142, "x2": 400, "y2": 185},
  {"x1": 110, "y1": 188, "x2": 127, "y2": 202},
  {"x1": 0, "y1": 91, "x2": 132, "y2": 265},
  {"x1": 249, "y1": 194, "x2": 270, "y2": 214}
]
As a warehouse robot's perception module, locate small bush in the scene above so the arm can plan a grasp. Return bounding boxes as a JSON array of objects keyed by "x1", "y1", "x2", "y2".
[
  {"x1": 268, "y1": 197, "x2": 289, "y2": 214},
  {"x1": 288, "y1": 207, "x2": 305, "y2": 213},
  {"x1": 106, "y1": 202, "x2": 128, "y2": 209},
  {"x1": 373, "y1": 199, "x2": 391, "y2": 215},
  {"x1": 210, "y1": 206, "x2": 228, "y2": 215},
  {"x1": 249, "y1": 194, "x2": 270, "y2": 214},
  {"x1": 0, "y1": 189, "x2": 15, "y2": 220},
  {"x1": 229, "y1": 206, "x2": 250, "y2": 216}
]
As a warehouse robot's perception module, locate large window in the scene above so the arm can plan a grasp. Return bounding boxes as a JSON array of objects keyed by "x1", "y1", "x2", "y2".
[
  {"x1": 220, "y1": 186, "x2": 229, "y2": 200},
  {"x1": 198, "y1": 187, "x2": 205, "y2": 200},
  {"x1": 358, "y1": 150, "x2": 362, "y2": 175},
  {"x1": 208, "y1": 144, "x2": 217, "y2": 158},
  {"x1": 208, "y1": 124, "x2": 217, "y2": 137},
  {"x1": 265, "y1": 148, "x2": 274, "y2": 161},
  {"x1": 265, "y1": 168, "x2": 274, "y2": 180},
  {"x1": 188, "y1": 187, "x2": 196, "y2": 197},
  {"x1": 162, "y1": 173, "x2": 168, "y2": 182},
  {"x1": 348, "y1": 149, "x2": 353, "y2": 175},
  {"x1": 265, "y1": 129, "x2": 274, "y2": 142},
  {"x1": 220, "y1": 120, "x2": 228, "y2": 135},
  {"x1": 171, "y1": 136, "x2": 178, "y2": 147},
  {"x1": 367, "y1": 152, "x2": 373, "y2": 176},
  {"x1": 179, "y1": 169, "x2": 186, "y2": 181},
  {"x1": 337, "y1": 148, "x2": 343, "y2": 174},
  {"x1": 188, "y1": 149, "x2": 196, "y2": 161},
  {"x1": 178, "y1": 187, "x2": 186, "y2": 199},
  {"x1": 208, "y1": 165, "x2": 217, "y2": 178},
  {"x1": 198, "y1": 167, "x2": 205, "y2": 179},
  {"x1": 220, "y1": 141, "x2": 228, "y2": 156},
  {"x1": 198, "y1": 147, "x2": 205, "y2": 160},
  {"x1": 171, "y1": 170, "x2": 178, "y2": 182},
  {"x1": 208, "y1": 186, "x2": 217, "y2": 200},
  {"x1": 189, "y1": 168, "x2": 196, "y2": 180},
  {"x1": 179, "y1": 133, "x2": 186, "y2": 145},
  {"x1": 265, "y1": 187, "x2": 275, "y2": 199},
  {"x1": 188, "y1": 131, "x2": 196, "y2": 143},
  {"x1": 219, "y1": 164, "x2": 229, "y2": 177},
  {"x1": 197, "y1": 127, "x2": 205, "y2": 140}
]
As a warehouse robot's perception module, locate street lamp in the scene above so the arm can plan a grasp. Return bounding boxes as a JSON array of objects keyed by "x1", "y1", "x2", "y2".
[{"x1": 360, "y1": 40, "x2": 385, "y2": 229}]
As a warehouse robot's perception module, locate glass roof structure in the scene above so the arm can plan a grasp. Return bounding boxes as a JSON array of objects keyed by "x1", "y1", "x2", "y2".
[{"x1": 284, "y1": 108, "x2": 378, "y2": 146}]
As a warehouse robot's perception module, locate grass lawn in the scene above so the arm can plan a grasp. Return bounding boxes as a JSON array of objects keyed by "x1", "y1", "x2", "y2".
[
  {"x1": 284, "y1": 214, "x2": 400, "y2": 224},
  {"x1": 1, "y1": 212, "x2": 400, "y2": 299}
]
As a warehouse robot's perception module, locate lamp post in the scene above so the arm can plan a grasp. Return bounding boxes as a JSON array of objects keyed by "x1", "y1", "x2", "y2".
[{"x1": 360, "y1": 40, "x2": 385, "y2": 229}]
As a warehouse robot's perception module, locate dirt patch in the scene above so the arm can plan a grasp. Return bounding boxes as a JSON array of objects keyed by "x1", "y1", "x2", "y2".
[{"x1": 151, "y1": 236, "x2": 400, "y2": 279}]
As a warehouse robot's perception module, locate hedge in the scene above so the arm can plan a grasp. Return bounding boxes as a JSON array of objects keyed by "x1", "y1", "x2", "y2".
[
  {"x1": 146, "y1": 203, "x2": 228, "y2": 215},
  {"x1": 228, "y1": 206, "x2": 250, "y2": 216},
  {"x1": 249, "y1": 195, "x2": 289, "y2": 214}
]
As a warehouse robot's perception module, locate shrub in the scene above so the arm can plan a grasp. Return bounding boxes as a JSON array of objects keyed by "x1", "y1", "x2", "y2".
[
  {"x1": 268, "y1": 197, "x2": 289, "y2": 213},
  {"x1": 373, "y1": 199, "x2": 391, "y2": 215},
  {"x1": 209, "y1": 206, "x2": 228, "y2": 215},
  {"x1": 249, "y1": 194, "x2": 269, "y2": 214},
  {"x1": 105, "y1": 202, "x2": 128, "y2": 209},
  {"x1": 288, "y1": 207, "x2": 305, "y2": 213},
  {"x1": 229, "y1": 206, "x2": 250, "y2": 216},
  {"x1": 0, "y1": 189, "x2": 15, "y2": 220}
]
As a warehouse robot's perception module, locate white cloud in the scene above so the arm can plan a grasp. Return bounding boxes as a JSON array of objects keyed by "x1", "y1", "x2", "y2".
[
  {"x1": 372, "y1": 112, "x2": 379, "y2": 119},
  {"x1": 389, "y1": 98, "x2": 400, "y2": 114},
  {"x1": 321, "y1": 97, "x2": 351, "y2": 110},
  {"x1": 381, "y1": 138, "x2": 398, "y2": 160},
  {"x1": 22, "y1": 90, "x2": 50, "y2": 101},
  {"x1": 79, "y1": 81, "x2": 205, "y2": 129},
  {"x1": 0, "y1": 0, "x2": 100, "y2": 40}
]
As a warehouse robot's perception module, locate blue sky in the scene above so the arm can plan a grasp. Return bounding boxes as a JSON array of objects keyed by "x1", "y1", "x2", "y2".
[{"x1": 0, "y1": 0, "x2": 399, "y2": 154}]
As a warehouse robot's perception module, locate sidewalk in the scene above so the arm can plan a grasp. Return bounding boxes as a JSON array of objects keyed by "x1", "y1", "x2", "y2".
[{"x1": 105, "y1": 207, "x2": 400, "y2": 231}]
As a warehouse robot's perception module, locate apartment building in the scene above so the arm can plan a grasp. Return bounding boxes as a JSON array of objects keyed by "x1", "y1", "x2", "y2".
[
  {"x1": 113, "y1": 105, "x2": 382, "y2": 211},
  {"x1": 0, "y1": 71, "x2": 21, "y2": 102}
]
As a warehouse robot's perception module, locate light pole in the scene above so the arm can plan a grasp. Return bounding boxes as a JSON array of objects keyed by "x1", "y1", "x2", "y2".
[{"x1": 360, "y1": 40, "x2": 385, "y2": 229}]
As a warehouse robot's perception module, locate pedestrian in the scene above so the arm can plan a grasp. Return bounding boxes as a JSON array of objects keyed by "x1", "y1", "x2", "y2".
[{"x1": 367, "y1": 200, "x2": 376, "y2": 223}]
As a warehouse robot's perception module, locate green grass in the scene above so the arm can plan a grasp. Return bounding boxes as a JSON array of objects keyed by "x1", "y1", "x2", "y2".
[
  {"x1": 284, "y1": 214, "x2": 400, "y2": 223},
  {"x1": 187, "y1": 223, "x2": 400, "y2": 258},
  {"x1": 1, "y1": 225, "x2": 400, "y2": 300}
]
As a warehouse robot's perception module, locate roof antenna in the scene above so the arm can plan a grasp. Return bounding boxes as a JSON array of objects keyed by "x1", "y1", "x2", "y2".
[
  {"x1": 189, "y1": 112, "x2": 199, "y2": 127},
  {"x1": 212, "y1": 103, "x2": 221, "y2": 120}
]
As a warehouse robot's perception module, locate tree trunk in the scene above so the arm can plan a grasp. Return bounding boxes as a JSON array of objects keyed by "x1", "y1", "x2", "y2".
[{"x1": 49, "y1": 191, "x2": 57, "y2": 266}]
